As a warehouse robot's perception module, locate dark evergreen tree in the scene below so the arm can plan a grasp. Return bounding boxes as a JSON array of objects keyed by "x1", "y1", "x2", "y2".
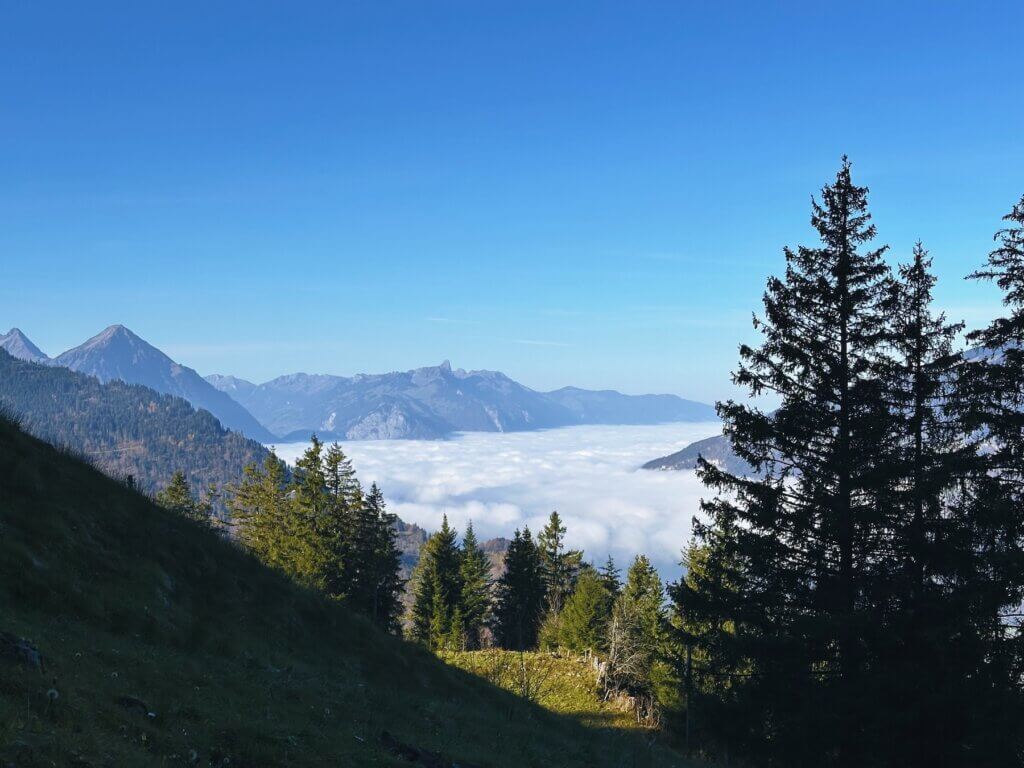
[
  {"x1": 347, "y1": 478, "x2": 380, "y2": 610},
  {"x1": 620, "y1": 555, "x2": 665, "y2": 646},
  {"x1": 324, "y1": 441, "x2": 361, "y2": 509},
  {"x1": 320, "y1": 442, "x2": 360, "y2": 599},
  {"x1": 866, "y1": 243, "x2": 989, "y2": 764},
  {"x1": 953, "y1": 195, "x2": 1024, "y2": 761},
  {"x1": 677, "y1": 159, "x2": 894, "y2": 767},
  {"x1": 357, "y1": 483, "x2": 405, "y2": 633},
  {"x1": 558, "y1": 568, "x2": 613, "y2": 653},
  {"x1": 599, "y1": 555, "x2": 622, "y2": 598},
  {"x1": 289, "y1": 435, "x2": 333, "y2": 589},
  {"x1": 458, "y1": 521, "x2": 492, "y2": 649},
  {"x1": 231, "y1": 451, "x2": 293, "y2": 574},
  {"x1": 537, "y1": 511, "x2": 582, "y2": 613},
  {"x1": 410, "y1": 515, "x2": 462, "y2": 648},
  {"x1": 155, "y1": 470, "x2": 213, "y2": 525},
  {"x1": 493, "y1": 526, "x2": 545, "y2": 650}
]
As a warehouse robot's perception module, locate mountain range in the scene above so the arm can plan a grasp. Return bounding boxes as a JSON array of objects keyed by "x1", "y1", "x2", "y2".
[
  {"x1": 207, "y1": 362, "x2": 717, "y2": 441},
  {"x1": 2, "y1": 325, "x2": 716, "y2": 442}
]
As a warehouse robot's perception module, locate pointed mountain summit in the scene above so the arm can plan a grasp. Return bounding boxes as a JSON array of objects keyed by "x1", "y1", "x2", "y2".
[
  {"x1": 0, "y1": 328, "x2": 50, "y2": 364},
  {"x1": 55, "y1": 325, "x2": 158, "y2": 378},
  {"x1": 54, "y1": 325, "x2": 274, "y2": 442}
]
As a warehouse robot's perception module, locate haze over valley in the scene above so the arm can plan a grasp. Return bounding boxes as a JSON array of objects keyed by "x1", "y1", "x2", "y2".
[
  {"x1": 274, "y1": 421, "x2": 722, "y2": 579},
  {"x1": 1, "y1": 323, "x2": 724, "y2": 575}
]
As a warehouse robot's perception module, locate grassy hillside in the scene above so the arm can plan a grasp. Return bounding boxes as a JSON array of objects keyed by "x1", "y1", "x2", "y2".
[{"x1": 0, "y1": 414, "x2": 692, "y2": 767}]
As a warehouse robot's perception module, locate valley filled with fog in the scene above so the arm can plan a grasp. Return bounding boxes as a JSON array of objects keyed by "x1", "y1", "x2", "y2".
[{"x1": 273, "y1": 421, "x2": 721, "y2": 578}]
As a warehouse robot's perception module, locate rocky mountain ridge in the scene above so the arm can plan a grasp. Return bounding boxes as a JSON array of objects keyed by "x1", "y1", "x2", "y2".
[{"x1": 210, "y1": 362, "x2": 716, "y2": 441}]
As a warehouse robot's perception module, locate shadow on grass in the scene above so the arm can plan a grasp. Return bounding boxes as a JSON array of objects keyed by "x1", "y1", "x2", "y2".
[{"x1": 0, "y1": 414, "x2": 697, "y2": 768}]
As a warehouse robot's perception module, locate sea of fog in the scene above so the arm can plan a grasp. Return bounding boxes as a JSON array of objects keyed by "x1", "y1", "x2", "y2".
[{"x1": 271, "y1": 421, "x2": 721, "y2": 580}]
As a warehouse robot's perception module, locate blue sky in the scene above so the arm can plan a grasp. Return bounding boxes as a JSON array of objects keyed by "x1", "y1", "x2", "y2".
[{"x1": 2, "y1": 1, "x2": 1022, "y2": 402}]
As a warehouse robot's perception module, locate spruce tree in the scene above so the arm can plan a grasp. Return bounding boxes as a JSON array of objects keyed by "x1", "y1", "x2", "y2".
[
  {"x1": 538, "y1": 511, "x2": 582, "y2": 613},
  {"x1": 321, "y1": 442, "x2": 360, "y2": 599},
  {"x1": 954, "y1": 194, "x2": 1024, "y2": 761},
  {"x1": 559, "y1": 568, "x2": 613, "y2": 653},
  {"x1": 155, "y1": 470, "x2": 212, "y2": 525},
  {"x1": 231, "y1": 451, "x2": 293, "y2": 573},
  {"x1": 621, "y1": 555, "x2": 665, "y2": 646},
  {"x1": 289, "y1": 435, "x2": 333, "y2": 589},
  {"x1": 410, "y1": 515, "x2": 462, "y2": 648},
  {"x1": 427, "y1": 580, "x2": 452, "y2": 649},
  {"x1": 599, "y1": 555, "x2": 622, "y2": 598},
  {"x1": 678, "y1": 159, "x2": 893, "y2": 766},
  {"x1": 324, "y1": 441, "x2": 361, "y2": 509},
  {"x1": 493, "y1": 526, "x2": 545, "y2": 650},
  {"x1": 347, "y1": 479, "x2": 380, "y2": 612},
  {"x1": 458, "y1": 521, "x2": 492, "y2": 649},
  {"x1": 360, "y1": 483, "x2": 404, "y2": 633}
]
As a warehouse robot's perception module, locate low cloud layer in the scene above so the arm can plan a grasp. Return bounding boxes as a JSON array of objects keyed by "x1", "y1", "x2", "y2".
[{"x1": 273, "y1": 422, "x2": 721, "y2": 580}]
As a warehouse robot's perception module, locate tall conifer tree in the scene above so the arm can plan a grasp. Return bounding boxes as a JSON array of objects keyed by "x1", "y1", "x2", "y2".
[
  {"x1": 559, "y1": 568, "x2": 613, "y2": 653},
  {"x1": 231, "y1": 452, "x2": 293, "y2": 574},
  {"x1": 955, "y1": 195, "x2": 1024, "y2": 761},
  {"x1": 360, "y1": 483, "x2": 405, "y2": 633},
  {"x1": 678, "y1": 159, "x2": 893, "y2": 766},
  {"x1": 290, "y1": 435, "x2": 332, "y2": 588},
  {"x1": 321, "y1": 442, "x2": 360, "y2": 599},
  {"x1": 458, "y1": 521, "x2": 492, "y2": 649},
  {"x1": 870, "y1": 243, "x2": 993, "y2": 764},
  {"x1": 156, "y1": 470, "x2": 213, "y2": 525},
  {"x1": 599, "y1": 555, "x2": 622, "y2": 598},
  {"x1": 493, "y1": 526, "x2": 545, "y2": 650},
  {"x1": 621, "y1": 555, "x2": 665, "y2": 646},
  {"x1": 538, "y1": 511, "x2": 582, "y2": 613},
  {"x1": 410, "y1": 515, "x2": 462, "y2": 648}
]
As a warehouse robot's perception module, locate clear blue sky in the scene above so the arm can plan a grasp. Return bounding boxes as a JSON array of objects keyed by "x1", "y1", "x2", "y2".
[{"x1": 2, "y1": 2, "x2": 1022, "y2": 402}]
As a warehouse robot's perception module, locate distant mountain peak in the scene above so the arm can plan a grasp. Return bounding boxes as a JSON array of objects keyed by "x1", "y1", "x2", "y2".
[
  {"x1": 82, "y1": 323, "x2": 145, "y2": 348},
  {"x1": 52, "y1": 326, "x2": 274, "y2": 442},
  {"x1": 0, "y1": 328, "x2": 50, "y2": 363}
]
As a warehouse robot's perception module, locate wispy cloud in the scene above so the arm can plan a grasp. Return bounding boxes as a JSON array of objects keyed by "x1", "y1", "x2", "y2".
[
  {"x1": 274, "y1": 422, "x2": 722, "y2": 579},
  {"x1": 511, "y1": 339, "x2": 571, "y2": 348}
]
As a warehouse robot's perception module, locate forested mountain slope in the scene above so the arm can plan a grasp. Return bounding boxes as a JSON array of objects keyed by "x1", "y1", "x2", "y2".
[
  {"x1": 0, "y1": 349, "x2": 268, "y2": 497},
  {"x1": 54, "y1": 325, "x2": 274, "y2": 442},
  {"x1": 0, "y1": 414, "x2": 690, "y2": 767}
]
